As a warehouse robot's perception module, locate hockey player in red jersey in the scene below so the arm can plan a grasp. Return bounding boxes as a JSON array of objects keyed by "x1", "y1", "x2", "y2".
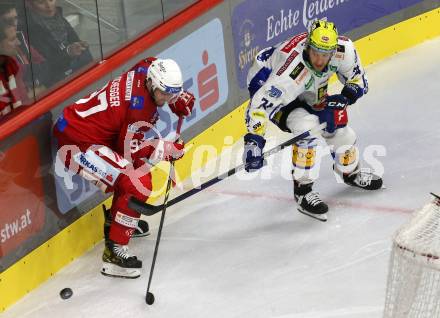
[{"x1": 53, "y1": 57, "x2": 195, "y2": 278}]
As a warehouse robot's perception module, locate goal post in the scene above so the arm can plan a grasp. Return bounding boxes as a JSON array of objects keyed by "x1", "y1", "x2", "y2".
[{"x1": 383, "y1": 193, "x2": 440, "y2": 318}]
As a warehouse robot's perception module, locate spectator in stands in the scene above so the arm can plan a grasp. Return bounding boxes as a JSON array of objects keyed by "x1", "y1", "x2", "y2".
[
  {"x1": 0, "y1": 22, "x2": 29, "y2": 118},
  {"x1": 0, "y1": 1, "x2": 18, "y2": 29},
  {"x1": 0, "y1": 1, "x2": 48, "y2": 98},
  {"x1": 25, "y1": 0, "x2": 93, "y2": 88}
]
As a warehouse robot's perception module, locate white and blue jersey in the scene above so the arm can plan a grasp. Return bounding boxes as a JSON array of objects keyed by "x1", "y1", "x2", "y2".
[{"x1": 245, "y1": 32, "x2": 368, "y2": 136}]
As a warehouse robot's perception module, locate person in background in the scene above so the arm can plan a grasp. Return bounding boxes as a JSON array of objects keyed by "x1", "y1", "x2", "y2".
[
  {"x1": 0, "y1": 1, "x2": 48, "y2": 98},
  {"x1": 0, "y1": 21, "x2": 29, "y2": 118},
  {"x1": 25, "y1": 0, "x2": 93, "y2": 88},
  {"x1": 0, "y1": 1, "x2": 18, "y2": 28}
]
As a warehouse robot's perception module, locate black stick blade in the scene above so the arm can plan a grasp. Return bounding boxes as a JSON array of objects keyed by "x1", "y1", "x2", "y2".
[
  {"x1": 128, "y1": 197, "x2": 163, "y2": 216},
  {"x1": 431, "y1": 192, "x2": 440, "y2": 205}
]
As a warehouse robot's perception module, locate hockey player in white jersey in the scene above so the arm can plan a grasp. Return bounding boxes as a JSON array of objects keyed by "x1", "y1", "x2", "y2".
[{"x1": 243, "y1": 20, "x2": 382, "y2": 221}]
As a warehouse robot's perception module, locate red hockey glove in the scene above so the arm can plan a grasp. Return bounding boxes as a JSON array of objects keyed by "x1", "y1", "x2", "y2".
[
  {"x1": 132, "y1": 138, "x2": 185, "y2": 162},
  {"x1": 168, "y1": 91, "x2": 195, "y2": 117},
  {"x1": 150, "y1": 139, "x2": 185, "y2": 162}
]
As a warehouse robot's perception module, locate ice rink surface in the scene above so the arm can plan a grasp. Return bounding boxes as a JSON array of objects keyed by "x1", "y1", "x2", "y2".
[{"x1": 4, "y1": 37, "x2": 440, "y2": 318}]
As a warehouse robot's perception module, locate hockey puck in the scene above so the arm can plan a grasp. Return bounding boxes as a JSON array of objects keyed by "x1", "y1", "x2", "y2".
[
  {"x1": 60, "y1": 287, "x2": 73, "y2": 300},
  {"x1": 146, "y1": 292, "x2": 155, "y2": 305}
]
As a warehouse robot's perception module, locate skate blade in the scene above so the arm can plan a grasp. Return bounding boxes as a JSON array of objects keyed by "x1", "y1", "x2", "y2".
[
  {"x1": 101, "y1": 262, "x2": 141, "y2": 279},
  {"x1": 297, "y1": 208, "x2": 328, "y2": 222}
]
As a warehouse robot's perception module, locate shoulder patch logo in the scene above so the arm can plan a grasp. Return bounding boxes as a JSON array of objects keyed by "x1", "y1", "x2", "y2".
[
  {"x1": 130, "y1": 96, "x2": 144, "y2": 110},
  {"x1": 267, "y1": 85, "x2": 282, "y2": 98},
  {"x1": 289, "y1": 62, "x2": 305, "y2": 81},
  {"x1": 136, "y1": 66, "x2": 148, "y2": 74},
  {"x1": 257, "y1": 47, "x2": 276, "y2": 62}
]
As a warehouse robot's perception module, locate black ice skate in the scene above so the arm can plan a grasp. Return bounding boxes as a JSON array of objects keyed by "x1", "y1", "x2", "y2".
[
  {"x1": 102, "y1": 205, "x2": 150, "y2": 240},
  {"x1": 101, "y1": 240, "x2": 142, "y2": 279},
  {"x1": 294, "y1": 181, "x2": 328, "y2": 222},
  {"x1": 343, "y1": 167, "x2": 383, "y2": 190}
]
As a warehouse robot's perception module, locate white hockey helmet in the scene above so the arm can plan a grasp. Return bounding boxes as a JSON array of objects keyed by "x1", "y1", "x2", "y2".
[{"x1": 147, "y1": 58, "x2": 183, "y2": 96}]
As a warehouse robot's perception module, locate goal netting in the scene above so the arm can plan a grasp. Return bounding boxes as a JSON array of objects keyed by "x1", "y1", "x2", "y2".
[{"x1": 383, "y1": 194, "x2": 440, "y2": 318}]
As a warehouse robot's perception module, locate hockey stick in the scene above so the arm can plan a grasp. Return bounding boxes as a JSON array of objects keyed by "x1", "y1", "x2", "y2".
[
  {"x1": 431, "y1": 192, "x2": 440, "y2": 205},
  {"x1": 129, "y1": 122, "x2": 327, "y2": 217},
  {"x1": 145, "y1": 116, "x2": 184, "y2": 305}
]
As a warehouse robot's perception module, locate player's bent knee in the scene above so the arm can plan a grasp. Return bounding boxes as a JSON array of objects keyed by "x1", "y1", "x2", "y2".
[
  {"x1": 325, "y1": 126, "x2": 357, "y2": 150},
  {"x1": 114, "y1": 172, "x2": 152, "y2": 203},
  {"x1": 286, "y1": 108, "x2": 320, "y2": 135}
]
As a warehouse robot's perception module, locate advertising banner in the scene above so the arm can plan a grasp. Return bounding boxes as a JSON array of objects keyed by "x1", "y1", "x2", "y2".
[
  {"x1": 0, "y1": 137, "x2": 46, "y2": 258},
  {"x1": 155, "y1": 18, "x2": 229, "y2": 137},
  {"x1": 231, "y1": 0, "x2": 426, "y2": 89}
]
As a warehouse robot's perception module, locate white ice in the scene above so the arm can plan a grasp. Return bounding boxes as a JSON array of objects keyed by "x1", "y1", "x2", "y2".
[{"x1": 4, "y1": 37, "x2": 440, "y2": 318}]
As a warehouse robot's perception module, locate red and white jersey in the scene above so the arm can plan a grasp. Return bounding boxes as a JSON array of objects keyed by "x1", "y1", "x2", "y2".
[{"x1": 56, "y1": 57, "x2": 160, "y2": 153}]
